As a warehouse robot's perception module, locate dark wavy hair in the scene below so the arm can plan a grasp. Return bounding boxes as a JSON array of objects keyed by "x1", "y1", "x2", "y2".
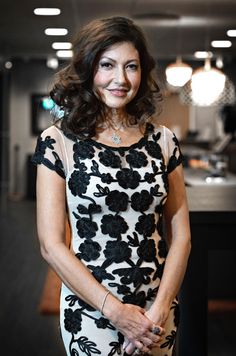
[{"x1": 50, "y1": 16, "x2": 162, "y2": 139}]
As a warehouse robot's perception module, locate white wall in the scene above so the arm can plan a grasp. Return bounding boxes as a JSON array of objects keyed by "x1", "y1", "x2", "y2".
[
  {"x1": 189, "y1": 105, "x2": 223, "y2": 141},
  {"x1": 9, "y1": 59, "x2": 55, "y2": 196}
]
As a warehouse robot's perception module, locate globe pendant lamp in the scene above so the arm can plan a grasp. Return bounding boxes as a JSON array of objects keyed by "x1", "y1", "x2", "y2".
[
  {"x1": 191, "y1": 58, "x2": 226, "y2": 106},
  {"x1": 165, "y1": 56, "x2": 193, "y2": 87}
]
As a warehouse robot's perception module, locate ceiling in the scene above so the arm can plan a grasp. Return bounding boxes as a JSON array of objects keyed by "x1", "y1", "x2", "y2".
[{"x1": 1, "y1": 0, "x2": 236, "y2": 64}]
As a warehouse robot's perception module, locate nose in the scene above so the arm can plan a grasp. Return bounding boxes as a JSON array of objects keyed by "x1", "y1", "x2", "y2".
[{"x1": 114, "y1": 66, "x2": 127, "y2": 85}]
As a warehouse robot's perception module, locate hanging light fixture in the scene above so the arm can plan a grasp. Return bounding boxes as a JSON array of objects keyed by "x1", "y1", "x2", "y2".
[
  {"x1": 191, "y1": 58, "x2": 226, "y2": 106},
  {"x1": 165, "y1": 56, "x2": 193, "y2": 87}
]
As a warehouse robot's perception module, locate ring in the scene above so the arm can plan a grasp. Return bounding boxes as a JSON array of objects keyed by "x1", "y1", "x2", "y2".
[
  {"x1": 133, "y1": 348, "x2": 142, "y2": 355},
  {"x1": 151, "y1": 325, "x2": 161, "y2": 335}
]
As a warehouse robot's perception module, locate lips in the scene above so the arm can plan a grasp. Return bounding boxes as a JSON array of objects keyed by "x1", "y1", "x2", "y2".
[{"x1": 108, "y1": 89, "x2": 128, "y2": 97}]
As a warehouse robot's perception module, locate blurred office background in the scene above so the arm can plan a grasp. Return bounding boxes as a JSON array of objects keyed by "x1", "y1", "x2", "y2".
[{"x1": 0, "y1": 1, "x2": 236, "y2": 355}]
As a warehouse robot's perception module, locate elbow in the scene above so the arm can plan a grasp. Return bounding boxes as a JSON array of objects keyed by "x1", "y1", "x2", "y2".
[
  {"x1": 39, "y1": 243, "x2": 52, "y2": 263},
  {"x1": 39, "y1": 238, "x2": 60, "y2": 264}
]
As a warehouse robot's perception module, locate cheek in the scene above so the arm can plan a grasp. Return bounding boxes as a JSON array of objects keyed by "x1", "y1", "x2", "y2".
[
  {"x1": 93, "y1": 71, "x2": 109, "y2": 89},
  {"x1": 131, "y1": 75, "x2": 141, "y2": 93},
  {"x1": 93, "y1": 74, "x2": 103, "y2": 98}
]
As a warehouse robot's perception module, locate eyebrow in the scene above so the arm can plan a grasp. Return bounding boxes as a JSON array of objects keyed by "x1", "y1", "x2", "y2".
[{"x1": 100, "y1": 56, "x2": 140, "y2": 64}]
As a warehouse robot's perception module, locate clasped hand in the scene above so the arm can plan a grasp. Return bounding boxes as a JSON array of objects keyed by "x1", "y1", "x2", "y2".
[{"x1": 111, "y1": 303, "x2": 165, "y2": 355}]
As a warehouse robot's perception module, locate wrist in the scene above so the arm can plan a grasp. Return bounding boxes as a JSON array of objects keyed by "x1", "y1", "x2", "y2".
[
  {"x1": 100, "y1": 291, "x2": 110, "y2": 315},
  {"x1": 147, "y1": 300, "x2": 172, "y2": 326},
  {"x1": 101, "y1": 292, "x2": 123, "y2": 322},
  {"x1": 154, "y1": 292, "x2": 173, "y2": 310}
]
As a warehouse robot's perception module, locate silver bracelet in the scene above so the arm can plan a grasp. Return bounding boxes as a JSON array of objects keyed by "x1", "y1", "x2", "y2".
[{"x1": 100, "y1": 291, "x2": 110, "y2": 315}]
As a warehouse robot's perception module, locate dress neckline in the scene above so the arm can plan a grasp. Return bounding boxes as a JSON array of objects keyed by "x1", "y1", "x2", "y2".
[
  {"x1": 87, "y1": 135, "x2": 147, "y2": 151},
  {"x1": 86, "y1": 123, "x2": 155, "y2": 151}
]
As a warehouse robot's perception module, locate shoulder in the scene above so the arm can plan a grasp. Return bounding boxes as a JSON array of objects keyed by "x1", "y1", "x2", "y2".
[
  {"x1": 40, "y1": 125, "x2": 63, "y2": 139},
  {"x1": 40, "y1": 124, "x2": 73, "y2": 146},
  {"x1": 151, "y1": 123, "x2": 175, "y2": 138},
  {"x1": 42, "y1": 125, "x2": 79, "y2": 144},
  {"x1": 148, "y1": 123, "x2": 176, "y2": 145}
]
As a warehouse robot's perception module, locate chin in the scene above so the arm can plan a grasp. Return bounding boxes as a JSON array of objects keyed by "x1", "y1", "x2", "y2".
[{"x1": 103, "y1": 98, "x2": 134, "y2": 110}]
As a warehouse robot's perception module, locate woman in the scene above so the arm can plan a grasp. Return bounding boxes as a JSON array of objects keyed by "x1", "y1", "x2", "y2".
[{"x1": 32, "y1": 16, "x2": 191, "y2": 356}]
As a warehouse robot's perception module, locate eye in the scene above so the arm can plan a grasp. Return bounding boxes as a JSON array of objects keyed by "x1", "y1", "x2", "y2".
[
  {"x1": 99, "y1": 61, "x2": 113, "y2": 69},
  {"x1": 127, "y1": 63, "x2": 139, "y2": 71}
]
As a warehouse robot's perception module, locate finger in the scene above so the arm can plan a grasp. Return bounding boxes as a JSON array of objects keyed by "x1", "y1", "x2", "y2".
[
  {"x1": 133, "y1": 340, "x2": 151, "y2": 354},
  {"x1": 132, "y1": 347, "x2": 151, "y2": 355},
  {"x1": 147, "y1": 331, "x2": 163, "y2": 344},
  {"x1": 150, "y1": 325, "x2": 165, "y2": 336},
  {"x1": 141, "y1": 335, "x2": 163, "y2": 350},
  {"x1": 141, "y1": 336, "x2": 154, "y2": 348},
  {"x1": 124, "y1": 342, "x2": 135, "y2": 354},
  {"x1": 123, "y1": 338, "x2": 130, "y2": 350}
]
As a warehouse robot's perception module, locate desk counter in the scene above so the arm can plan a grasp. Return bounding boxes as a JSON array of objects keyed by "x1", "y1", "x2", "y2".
[{"x1": 178, "y1": 186, "x2": 236, "y2": 355}]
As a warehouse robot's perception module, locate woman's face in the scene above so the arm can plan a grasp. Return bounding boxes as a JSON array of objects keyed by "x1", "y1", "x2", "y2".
[{"x1": 93, "y1": 42, "x2": 141, "y2": 110}]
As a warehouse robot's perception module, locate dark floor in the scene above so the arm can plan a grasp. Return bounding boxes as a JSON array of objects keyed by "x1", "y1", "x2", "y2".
[{"x1": 0, "y1": 198, "x2": 235, "y2": 356}]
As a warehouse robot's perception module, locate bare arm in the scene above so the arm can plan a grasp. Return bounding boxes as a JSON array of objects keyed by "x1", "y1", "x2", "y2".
[
  {"x1": 145, "y1": 164, "x2": 191, "y2": 325},
  {"x1": 36, "y1": 165, "x2": 109, "y2": 309},
  {"x1": 36, "y1": 165, "x2": 159, "y2": 353},
  {"x1": 121, "y1": 164, "x2": 191, "y2": 354}
]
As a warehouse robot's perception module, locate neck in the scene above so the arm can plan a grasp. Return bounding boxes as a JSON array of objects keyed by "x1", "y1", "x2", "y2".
[{"x1": 105, "y1": 108, "x2": 129, "y2": 130}]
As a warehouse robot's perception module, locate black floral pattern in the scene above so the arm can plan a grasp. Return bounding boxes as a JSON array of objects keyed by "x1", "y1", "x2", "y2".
[
  {"x1": 101, "y1": 214, "x2": 129, "y2": 239},
  {"x1": 98, "y1": 149, "x2": 121, "y2": 168},
  {"x1": 69, "y1": 169, "x2": 90, "y2": 195},
  {"x1": 101, "y1": 173, "x2": 114, "y2": 184},
  {"x1": 158, "y1": 239, "x2": 168, "y2": 258},
  {"x1": 113, "y1": 265, "x2": 154, "y2": 287},
  {"x1": 31, "y1": 135, "x2": 65, "y2": 178},
  {"x1": 77, "y1": 240, "x2": 101, "y2": 262},
  {"x1": 122, "y1": 290, "x2": 147, "y2": 307},
  {"x1": 135, "y1": 213, "x2": 156, "y2": 237},
  {"x1": 95, "y1": 317, "x2": 111, "y2": 329},
  {"x1": 104, "y1": 240, "x2": 132, "y2": 263},
  {"x1": 171, "y1": 300, "x2": 180, "y2": 327},
  {"x1": 64, "y1": 308, "x2": 82, "y2": 334},
  {"x1": 105, "y1": 190, "x2": 129, "y2": 212},
  {"x1": 32, "y1": 124, "x2": 183, "y2": 356},
  {"x1": 126, "y1": 149, "x2": 148, "y2": 168},
  {"x1": 87, "y1": 264, "x2": 115, "y2": 283},
  {"x1": 74, "y1": 140, "x2": 95, "y2": 161},
  {"x1": 73, "y1": 215, "x2": 98, "y2": 239},
  {"x1": 131, "y1": 190, "x2": 153, "y2": 212},
  {"x1": 137, "y1": 239, "x2": 157, "y2": 262},
  {"x1": 116, "y1": 169, "x2": 141, "y2": 189},
  {"x1": 160, "y1": 330, "x2": 177, "y2": 350},
  {"x1": 76, "y1": 336, "x2": 101, "y2": 355},
  {"x1": 145, "y1": 138, "x2": 162, "y2": 160}
]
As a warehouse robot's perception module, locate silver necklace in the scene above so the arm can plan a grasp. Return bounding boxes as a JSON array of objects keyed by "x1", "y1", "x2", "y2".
[
  {"x1": 100, "y1": 120, "x2": 126, "y2": 145},
  {"x1": 110, "y1": 122, "x2": 124, "y2": 145},
  {"x1": 111, "y1": 131, "x2": 122, "y2": 145}
]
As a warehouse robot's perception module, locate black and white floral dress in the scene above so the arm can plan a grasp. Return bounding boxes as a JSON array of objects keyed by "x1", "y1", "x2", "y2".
[{"x1": 32, "y1": 123, "x2": 183, "y2": 356}]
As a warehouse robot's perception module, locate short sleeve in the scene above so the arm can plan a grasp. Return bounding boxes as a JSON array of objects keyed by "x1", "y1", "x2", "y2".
[
  {"x1": 162, "y1": 126, "x2": 184, "y2": 174},
  {"x1": 31, "y1": 126, "x2": 66, "y2": 179}
]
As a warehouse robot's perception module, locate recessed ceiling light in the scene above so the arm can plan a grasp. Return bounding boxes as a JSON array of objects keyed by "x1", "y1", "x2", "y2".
[
  {"x1": 45, "y1": 28, "x2": 68, "y2": 36},
  {"x1": 5, "y1": 61, "x2": 13, "y2": 69},
  {"x1": 227, "y1": 29, "x2": 236, "y2": 37},
  {"x1": 211, "y1": 40, "x2": 232, "y2": 48},
  {"x1": 46, "y1": 57, "x2": 59, "y2": 69},
  {"x1": 194, "y1": 51, "x2": 213, "y2": 59},
  {"x1": 56, "y1": 50, "x2": 73, "y2": 58},
  {"x1": 34, "y1": 8, "x2": 61, "y2": 16},
  {"x1": 216, "y1": 56, "x2": 224, "y2": 69},
  {"x1": 52, "y1": 42, "x2": 72, "y2": 50}
]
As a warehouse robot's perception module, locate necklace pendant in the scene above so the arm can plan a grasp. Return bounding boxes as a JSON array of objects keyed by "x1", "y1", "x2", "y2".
[{"x1": 111, "y1": 132, "x2": 121, "y2": 145}]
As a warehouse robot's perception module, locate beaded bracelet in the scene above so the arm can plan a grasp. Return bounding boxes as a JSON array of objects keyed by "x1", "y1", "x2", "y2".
[{"x1": 101, "y1": 291, "x2": 110, "y2": 315}]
